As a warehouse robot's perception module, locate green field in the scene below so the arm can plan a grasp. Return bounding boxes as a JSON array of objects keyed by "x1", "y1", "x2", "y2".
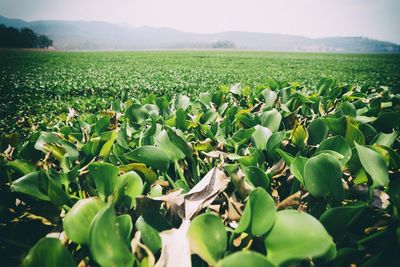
[
  {"x1": 1, "y1": 50, "x2": 399, "y2": 135},
  {"x1": 1, "y1": 50, "x2": 400, "y2": 266}
]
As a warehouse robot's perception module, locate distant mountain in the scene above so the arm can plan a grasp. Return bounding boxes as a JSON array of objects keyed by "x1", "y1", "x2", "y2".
[{"x1": 1, "y1": 15, "x2": 399, "y2": 52}]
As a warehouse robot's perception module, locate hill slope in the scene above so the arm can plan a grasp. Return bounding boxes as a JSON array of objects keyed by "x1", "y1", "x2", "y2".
[{"x1": 1, "y1": 15, "x2": 399, "y2": 52}]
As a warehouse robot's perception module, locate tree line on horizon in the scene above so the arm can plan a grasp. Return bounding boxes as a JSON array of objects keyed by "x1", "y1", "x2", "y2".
[{"x1": 0, "y1": 24, "x2": 53, "y2": 49}]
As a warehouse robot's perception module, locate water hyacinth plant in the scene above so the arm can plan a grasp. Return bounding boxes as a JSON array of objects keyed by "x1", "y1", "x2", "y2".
[{"x1": 1, "y1": 79, "x2": 399, "y2": 266}]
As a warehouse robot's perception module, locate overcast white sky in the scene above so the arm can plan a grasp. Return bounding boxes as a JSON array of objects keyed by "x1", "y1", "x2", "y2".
[{"x1": 1, "y1": 0, "x2": 399, "y2": 43}]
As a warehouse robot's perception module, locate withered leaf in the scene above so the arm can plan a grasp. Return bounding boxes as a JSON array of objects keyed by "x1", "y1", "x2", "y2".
[{"x1": 155, "y1": 220, "x2": 191, "y2": 267}]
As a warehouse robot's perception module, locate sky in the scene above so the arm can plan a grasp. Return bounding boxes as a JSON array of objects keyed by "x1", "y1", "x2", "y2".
[{"x1": 1, "y1": 0, "x2": 399, "y2": 43}]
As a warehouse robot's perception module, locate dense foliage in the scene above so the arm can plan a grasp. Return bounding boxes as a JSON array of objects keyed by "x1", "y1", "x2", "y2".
[
  {"x1": 0, "y1": 25, "x2": 53, "y2": 49},
  {"x1": 1, "y1": 77, "x2": 399, "y2": 266},
  {"x1": 1, "y1": 51, "x2": 400, "y2": 138}
]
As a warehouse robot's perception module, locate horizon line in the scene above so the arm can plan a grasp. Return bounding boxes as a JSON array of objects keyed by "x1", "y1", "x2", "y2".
[{"x1": 1, "y1": 14, "x2": 399, "y2": 45}]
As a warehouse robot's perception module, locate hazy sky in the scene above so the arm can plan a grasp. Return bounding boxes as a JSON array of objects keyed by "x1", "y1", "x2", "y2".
[{"x1": 1, "y1": 0, "x2": 399, "y2": 43}]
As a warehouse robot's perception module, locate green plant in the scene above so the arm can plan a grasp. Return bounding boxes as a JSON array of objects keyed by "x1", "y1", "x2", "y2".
[{"x1": 1, "y1": 77, "x2": 399, "y2": 266}]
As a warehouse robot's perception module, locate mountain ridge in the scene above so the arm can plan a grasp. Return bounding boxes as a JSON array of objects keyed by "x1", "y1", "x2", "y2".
[{"x1": 1, "y1": 15, "x2": 399, "y2": 52}]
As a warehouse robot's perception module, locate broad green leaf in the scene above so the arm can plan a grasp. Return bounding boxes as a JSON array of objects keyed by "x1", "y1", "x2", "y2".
[
  {"x1": 317, "y1": 78, "x2": 335, "y2": 95},
  {"x1": 314, "y1": 150, "x2": 344, "y2": 162},
  {"x1": 374, "y1": 111, "x2": 400, "y2": 132},
  {"x1": 338, "y1": 101, "x2": 356, "y2": 117},
  {"x1": 353, "y1": 168, "x2": 369, "y2": 185},
  {"x1": 266, "y1": 131, "x2": 285, "y2": 157},
  {"x1": 95, "y1": 116, "x2": 110, "y2": 134},
  {"x1": 22, "y1": 238, "x2": 75, "y2": 267},
  {"x1": 236, "y1": 187, "x2": 276, "y2": 236},
  {"x1": 238, "y1": 153, "x2": 259, "y2": 168},
  {"x1": 346, "y1": 147, "x2": 363, "y2": 175},
  {"x1": 251, "y1": 125, "x2": 272, "y2": 150},
  {"x1": 99, "y1": 130, "x2": 117, "y2": 158},
  {"x1": 235, "y1": 110, "x2": 259, "y2": 128},
  {"x1": 7, "y1": 159, "x2": 36, "y2": 175},
  {"x1": 165, "y1": 127, "x2": 193, "y2": 158},
  {"x1": 34, "y1": 132, "x2": 59, "y2": 151},
  {"x1": 345, "y1": 118, "x2": 365, "y2": 146},
  {"x1": 216, "y1": 251, "x2": 275, "y2": 267},
  {"x1": 176, "y1": 108, "x2": 189, "y2": 130},
  {"x1": 34, "y1": 132, "x2": 79, "y2": 161},
  {"x1": 374, "y1": 132, "x2": 398, "y2": 147},
  {"x1": 89, "y1": 204, "x2": 134, "y2": 267},
  {"x1": 212, "y1": 90, "x2": 224, "y2": 106},
  {"x1": 142, "y1": 103, "x2": 160, "y2": 119},
  {"x1": 218, "y1": 102, "x2": 229, "y2": 115},
  {"x1": 244, "y1": 85, "x2": 252, "y2": 96},
  {"x1": 243, "y1": 166, "x2": 270, "y2": 190},
  {"x1": 266, "y1": 78, "x2": 279, "y2": 90},
  {"x1": 230, "y1": 83, "x2": 242, "y2": 95},
  {"x1": 355, "y1": 143, "x2": 389, "y2": 188},
  {"x1": 290, "y1": 156, "x2": 308, "y2": 184},
  {"x1": 136, "y1": 216, "x2": 162, "y2": 254},
  {"x1": 304, "y1": 153, "x2": 344, "y2": 201},
  {"x1": 276, "y1": 148, "x2": 294, "y2": 165},
  {"x1": 262, "y1": 89, "x2": 277, "y2": 107},
  {"x1": 126, "y1": 104, "x2": 147, "y2": 124},
  {"x1": 293, "y1": 91, "x2": 314, "y2": 104},
  {"x1": 88, "y1": 162, "x2": 119, "y2": 200},
  {"x1": 116, "y1": 129, "x2": 129, "y2": 149},
  {"x1": 11, "y1": 171, "x2": 50, "y2": 201},
  {"x1": 356, "y1": 115, "x2": 377, "y2": 124},
  {"x1": 64, "y1": 197, "x2": 105, "y2": 244},
  {"x1": 320, "y1": 201, "x2": 366, "y2": 237},
  {"x1": 119, "y1": 163, "x2": 157, "y2": 184},
  {"x1": 155, "y1": 130, "x2": 186, "y2": 161},
  {"x1": 317, "y1": 136, "x2": 352, "y2": 166},
  {"x1": 18, "y1": 132, "x2": 42, "y2": 162},
  {"x1": 381, "y1": 145, "x2": 400, "y2": 170},
  {"x1": 231, "y1": 128, "x2": 255, "y2": 144},
  {"x1": 113, "y1": 171, "x2": 144, "y2": 209},
  {"x1": 124, "y1": 146, "x2": 170, "y2": 171},
  {"x1": 175, "y1": 95, "x2": 190, "y2": 110},
  {"x1": 366, "y1": 144, "x2": 390, "y2": 165},
  {"x1": 321, "y1": 116, "x2": 346, "y2": 136},
  {"x1": 260, "y1": 109, "x2": 281, "y2": 132},
  {"x1": 199, "y1": 92, "x2": 212, "y2": 106},
  {"x1": 47, "y1": 172, "x2": 71, "y2": 207},
  {"x1": 116, "y1": 214, "x2": 133, "y2": 247},
  {"x1": 265, "y1": 210, "x2": 336, "y2": 265},
  {"x1": 359, "y1": 123, "x2": 377, "y2": 142},
  {"x1": 202, "y1": 110, "x2": 218, "y2": 125},
  {"x1": 308, "y1": 119, "x2": 328, "y2": 145},
  {"x1": 188, "y1": 213, "x2": 227, "y2": 265}
]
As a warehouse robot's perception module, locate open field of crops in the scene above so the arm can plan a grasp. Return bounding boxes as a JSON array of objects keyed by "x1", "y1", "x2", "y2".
[
  {"x1": 0, "y1": 51, "x2": 400, "y2": 267},
  {"x1": 1, "y1": 51, "x2": 400, "y2": 136}
]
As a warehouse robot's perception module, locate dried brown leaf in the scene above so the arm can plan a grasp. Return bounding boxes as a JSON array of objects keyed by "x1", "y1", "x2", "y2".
[
  {"x1": 146, "y1": 168, "x2": 229, "y2": 220},
  {"x1": 155, "y1": 220, "x2": 191, "y2": 267},
  {"x1": 276, "y1": 191, "x2": 301, "y2": 210}
]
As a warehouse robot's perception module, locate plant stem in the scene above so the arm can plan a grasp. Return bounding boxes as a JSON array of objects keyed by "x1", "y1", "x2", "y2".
[
  {"x1": 191, "y1": 158, "x2": 199, "y2": 183},
  {"x1": 174, "y1": 160, "x2": 188, "y2": 186},
  {"x1": 163, "y1": 172, "x2": 177, "y2": 189},
  {"x1": 227, "y1": 231, "x2": 237, "y2": 251}
]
